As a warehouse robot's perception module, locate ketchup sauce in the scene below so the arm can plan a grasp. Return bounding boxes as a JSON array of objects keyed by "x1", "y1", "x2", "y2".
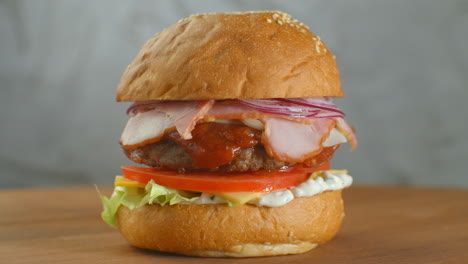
[{"x1": 165, "y1": 123, "x2": 261, "y2": 168}]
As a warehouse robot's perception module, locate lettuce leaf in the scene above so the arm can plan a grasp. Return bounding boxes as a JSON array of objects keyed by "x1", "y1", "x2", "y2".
[{"x1": 97, "y1": 180, "x2": 199, "y2": 228}]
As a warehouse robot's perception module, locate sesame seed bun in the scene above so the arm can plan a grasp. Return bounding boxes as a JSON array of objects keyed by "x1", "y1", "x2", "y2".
[
  {"x1": 116, "y1": 11, "x2": 342, "y2": 101},
  {"x1": 116, "y1": 190, "x2": 345, "y2": 257}
]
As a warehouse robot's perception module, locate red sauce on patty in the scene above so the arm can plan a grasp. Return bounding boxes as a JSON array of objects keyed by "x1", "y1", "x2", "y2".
[{"x1": 165, "y1": 123, "x2": 262, "y2": 168}]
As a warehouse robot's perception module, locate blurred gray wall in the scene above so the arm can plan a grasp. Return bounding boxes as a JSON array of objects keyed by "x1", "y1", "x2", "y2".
[{"x1": 1, "y1": 0, "x2": 467, "y2": 188}]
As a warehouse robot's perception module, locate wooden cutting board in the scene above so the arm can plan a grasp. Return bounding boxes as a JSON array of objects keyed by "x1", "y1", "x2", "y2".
[{"x1": 0, "y1": 185, "x2": 467, "y2": 263}]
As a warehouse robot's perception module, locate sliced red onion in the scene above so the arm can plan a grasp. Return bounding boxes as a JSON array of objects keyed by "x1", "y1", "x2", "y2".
[
  {"x1": 127, "y1": 98, "x2": 345, "y2": 119},
  {"x1": 279, "y1": 98, "x2": 345, "y2": 115},
  {"x1": 238, "y1": 98, "x2": 345, "y2": 118},
  {"x1": 126, "y1": 101, "x2": 169, "y2": 115}
]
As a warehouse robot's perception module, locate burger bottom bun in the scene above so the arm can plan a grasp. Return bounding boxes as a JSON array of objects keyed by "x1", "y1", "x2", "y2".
[
  {"x1": 116, "y1": 190, "x2": 344, "y2": 258},
  {"x1": 180, "y1": 242, "x2": 318, "y2": 257}
]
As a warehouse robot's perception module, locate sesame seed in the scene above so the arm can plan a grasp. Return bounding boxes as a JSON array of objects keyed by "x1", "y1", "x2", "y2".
[
  {"x1": 315, "y1": 40, "x2": 327, "y2": 54},
  {"x1": 277, "y1": 20, "x2": 283, "y2": 25},
  {"x1": 267, "y1": 18, "x2": 272, "y2": 23},
  {"x1": 272, "y1": 13, "x2": 280, "y2": 20}
]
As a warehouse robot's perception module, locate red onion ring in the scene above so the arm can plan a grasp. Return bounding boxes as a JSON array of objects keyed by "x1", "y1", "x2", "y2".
[
  {"x1": 126, "y1": 98, "x2": 345, "y2": 119},
  {"x1": 238, "y1": 98, "x2": 345, "y2": 118},
  {"x1": 126, "y1": 101, "x2": 170, "y2": 115},
  {"x1": 279, "y1": 98, "x2": 345, "y2": 116}
]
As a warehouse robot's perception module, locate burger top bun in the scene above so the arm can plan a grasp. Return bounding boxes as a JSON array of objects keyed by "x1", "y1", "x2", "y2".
[{"x1": 116, "y1": 11, "x2": 343, "y2": 101}]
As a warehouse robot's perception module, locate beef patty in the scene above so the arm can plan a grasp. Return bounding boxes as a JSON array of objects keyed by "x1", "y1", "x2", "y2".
[{"x1": 123, "y1": 141, "x2": 292, "y2": 172}]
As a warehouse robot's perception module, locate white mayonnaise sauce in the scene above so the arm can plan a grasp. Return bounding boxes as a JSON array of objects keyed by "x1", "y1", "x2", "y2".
[
  {"x1": 241, "y1": 118, "x2": 264, "y2": 130},
  {"x1": 254, "y1": 189, "x2": 295, "y2": 207},
  {"x1": 180, "y1": 171, "x2": 353, "y2": 207},
  {"x1": 322, "y1": 128, "x2": 348, "y2": 147},
  {"x1": 252, "y1": 171, "x2": 353, "y2": 207},
  {"x1": 190, "y1": 192, "x2": 230, "y2": 205}
]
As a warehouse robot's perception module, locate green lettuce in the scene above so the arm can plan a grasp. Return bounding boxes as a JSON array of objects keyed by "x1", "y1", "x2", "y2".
[{"x1": 97, "y1": 180, "x2": 199, "y2": 228}]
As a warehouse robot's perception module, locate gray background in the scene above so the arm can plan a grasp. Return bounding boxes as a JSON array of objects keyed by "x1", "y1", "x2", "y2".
[{"x1": 1, "y1": 0, "x2": 467, "y2": 188}]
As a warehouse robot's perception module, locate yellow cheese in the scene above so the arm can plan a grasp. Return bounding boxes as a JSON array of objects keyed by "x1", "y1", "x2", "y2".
[
  {"x1": 310, "y1": 169, "x2": 349, "y2": 179},
  {"x1": 114, "y1": 175, "x2": 146, "y2": 188},
  {"x1": 213, "y1": 191, "x2": 263, "y2": 204}
]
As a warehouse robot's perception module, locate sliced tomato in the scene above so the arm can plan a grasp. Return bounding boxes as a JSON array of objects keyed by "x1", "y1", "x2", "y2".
[{"x1": 121, "y1": 162, "x2": 329, "y2": 193}]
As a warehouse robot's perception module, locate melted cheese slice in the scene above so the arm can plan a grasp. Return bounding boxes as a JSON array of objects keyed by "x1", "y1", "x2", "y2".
[
  {"x1": 114, "y1": 176, "x2": 146, "y2": 188},
  {"x1": 212, "y1": 191, "x2": 263, "y2": 204}
]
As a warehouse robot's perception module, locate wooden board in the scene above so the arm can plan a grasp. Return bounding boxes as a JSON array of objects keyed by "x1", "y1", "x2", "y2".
[{"x1": 0, "y1": 185, "x2": 467, "y2": 263}]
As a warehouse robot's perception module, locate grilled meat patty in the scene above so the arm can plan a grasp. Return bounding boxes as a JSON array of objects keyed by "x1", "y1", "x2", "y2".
[{"x1": 123, "y1": 141, "x2": 291, "y2": 172}]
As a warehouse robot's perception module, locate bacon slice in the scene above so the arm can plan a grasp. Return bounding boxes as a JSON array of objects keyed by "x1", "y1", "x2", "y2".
[
  {"x1": 120, "y1": 110, "x2": 173, "y2": 148},
  {"x1": 262, "y1": 118, "x2": 336, "y2": 163},
  {"x1": 120, "y1": 100, "x2": 214, "y2": 148},
  {"x1": 335, "y1": 117, "x2": 358, "y2": 151},
  {"x1": 156, "y1": 100, "x2": 214, "y2": 139}
]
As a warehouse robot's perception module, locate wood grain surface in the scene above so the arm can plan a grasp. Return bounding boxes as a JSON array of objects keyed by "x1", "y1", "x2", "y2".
[{"x1": 0, "y1": 185, "x2": 467, "y2": 263}]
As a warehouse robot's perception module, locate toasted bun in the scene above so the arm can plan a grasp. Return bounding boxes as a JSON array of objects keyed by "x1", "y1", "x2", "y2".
[
  {"x1": 116, "y1": 11, "x2": 342, "y2": 101},
  {"x1": 116, "y1": 190, "x2": 344, "y2": 257}
]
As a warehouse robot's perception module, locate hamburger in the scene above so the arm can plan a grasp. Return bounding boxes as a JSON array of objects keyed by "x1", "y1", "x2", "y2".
[{"x1": 99, "y1": 10, "x2": 357, "y2": 257}]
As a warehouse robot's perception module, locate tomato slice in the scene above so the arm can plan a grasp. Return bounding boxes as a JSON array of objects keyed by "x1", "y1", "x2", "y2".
[{"x1": 121, "y1": 162, "x2": 329, "y2": 193}]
